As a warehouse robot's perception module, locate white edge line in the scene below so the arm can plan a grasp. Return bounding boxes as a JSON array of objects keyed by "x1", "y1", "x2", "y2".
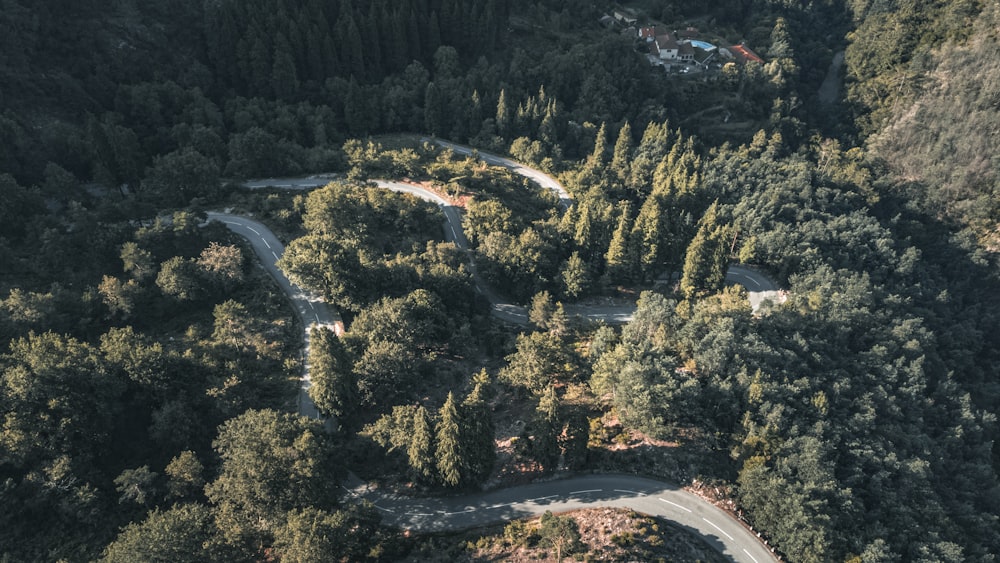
[
  {"x1": 702, "y1": 517, "x2": 734, "y2": 541},
  {"x1": 659, "y1": 498, "x2": 692, "y2": 512},
  {"x1": 744, "y1": 548, "x2": 760, "y2": 563},
  {"x1": 614, "y1": 489, "x2": 645, "y2": 496}
]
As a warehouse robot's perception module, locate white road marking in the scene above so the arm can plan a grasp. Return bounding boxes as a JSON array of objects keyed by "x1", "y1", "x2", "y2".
[
  {"x1": 614, "y1": 489, "x2": 646, "y2": 496},
  {"x1": 315, "y1": 313, "x2": 320, "y2": 322},
  {"x1": 412, "y1": 512, "x2": 434, "y2": 517},
  {"x1": 247, "y1": 226, "x2": 261, "y2": 236},
  {"x1": 659, "y1": 498, "x2": 692, "y2": 512},
  {"x1": 526, "y1": 495, "x2": 559, "y2": 502},
  {"x1": 263, "y1": 239, "x2": 271, "y2": 249},
  {"x1": 487, "y1": 503, "x2": 514, "y2": 509},
  {"x1": 702, "y1": 517, "x2": 734, "y2": 541},
  {"x1": 271, "y1": 251, "x2": 279, "y2": 260},
  {"x1": 445, "y1": 508, "x2": 476, "y2": 515},
  {"x1": 744, "y1": 549, "x2": 760, "y2": 563},
  {"x1": 737, "y1": 273, "x2": 761, "y2": 288},
  {"x1": 374, "y1": 505, "x2": 394, "y2": 513},
  {"x1": 570, "y1": 489, "x2": 602, "y2": 495}
]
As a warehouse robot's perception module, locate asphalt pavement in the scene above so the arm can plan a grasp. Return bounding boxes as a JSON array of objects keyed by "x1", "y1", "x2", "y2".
[
  {"x1": 346, "y1": 474, "x2": 779, "y2": 563},
  {"x1": 205, "y1": 212, "x2": 342, "y2": 419},
  {"x1": 220, "y1": 144, "x2": 785, "y2": 561}
]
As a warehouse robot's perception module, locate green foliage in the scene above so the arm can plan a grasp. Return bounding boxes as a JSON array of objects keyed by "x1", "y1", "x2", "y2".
[
  {"x1": 142, "y1": 147, "x2": 220, "y2": 206},
  {"x1": 307, "y1": 326, "x2": 356, "y2": 418},
  {"x1": 537, "y1": 511, "x2": 583, "y2": 562},
  {"x1": 679, "y1": 202, "x2": 731, "y2": 300},
  {"x1": 500, "y1": 331, "x2": 575, "y2": 394},
  {"x1": 205, "y1": 409, "x2": 341, "y2": 549},
  {"x1": 100, "y1": 504, "x2": 229, "y2": 563},
  {"x1": 1, "y1": 332, "x2": 123, "y2": 469},
  {"x1": 164, "y1": 450, "x2": 205, "y2": 500},
  {"x1": 435, "y1": 392, "x2": 465, "y2": 487},
  {"x1": 273, "y1": 505, "x2": 382, "y2": 563}
]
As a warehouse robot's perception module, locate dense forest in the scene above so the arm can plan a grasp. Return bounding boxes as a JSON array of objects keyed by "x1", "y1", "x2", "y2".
[{"x1": 2, "y1": 0, "x2": 999, "y2": 561}]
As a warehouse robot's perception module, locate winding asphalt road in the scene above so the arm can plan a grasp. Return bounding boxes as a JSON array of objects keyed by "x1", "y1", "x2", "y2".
[
  {"x1": 349, "y1": 474, "x2": 779, "y2": 563},
  {"x1": 205, "y1": 212, "x2": 342, "y2": 420},
  {"x1": 213, "y1": 142, "x2": 783, "y2": 562}
]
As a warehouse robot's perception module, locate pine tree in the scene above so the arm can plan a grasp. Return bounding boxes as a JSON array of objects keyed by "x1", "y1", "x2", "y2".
[
  {"x1": 573, "y1": 204, "x2": 593, "y2": 250},
  {"x1": 496, "y1": 89, "x2": 511, "y2": 138},
  {"x1": 531, "y1": 386, "x2": 562, "y2": 470},
  {"x1": 560, "y1": 251, "x2": 590, "y2": 300},
  {"x1": 307, "y1": 327, "x2": 356, "y2": 418},
  {"x1": 271, "y1": 34, "x2": 299, "y2": 99},
  {"x1": 610, "y1": 121, "x2": 633, "y2": 185},
  {"x1": 435, "y1": 392, "x2": 464, "y2": 487},
  {"x1": 461, "y1": 372, "x2": 496, "y2": 483},
  {"x1": 604, "y1": 201, "x2": 633, "y2": 282},
  {"x1": 529, "y1": 290, "x2": 555, "y2": 331},
  {"x1": 408, "y1": 406, "x2": 436, "y2": 482},
  {"x1": 424, "y1": 81, "x2": 445, "y2": 136},
  {"x1": 630, "y1": 195, "x2": 664, "y2": 282},
  {"x1": 586, "y1": 122, "x2": 609, "y2": 170},
  {"x1": 679, "y1": 201, "x2": 730, "y2": 299}
]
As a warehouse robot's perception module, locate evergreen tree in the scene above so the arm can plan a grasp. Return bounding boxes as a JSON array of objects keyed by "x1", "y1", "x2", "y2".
[
  {"x1": 604, "y1": 201, "x2": 633, "y2": 282},
  {"x1": 496, "y1": 89, "x2": 511, "y2": 139},
  {"x1": 529, "y1": 290, "x2": 556, "y2": 331},
  {"x1": 435, "y1": 392, "x2": 464, "y2": 487},
  {"x1": 610, "y1": 121, "x2": 633, "y2": 186},
  {"x1": 586, "y1": 122, "x2": 609, "y2": 170},
  {"x1": 461, "y1": 371, "x2": 496, "y2": 483},
  {"x1": 680, "y1": 201, "x2": 730, "y2": 300},
  {"x1": 630, "y1": 195, "x2": 665, "y2": 282},
  {"x1": 530, "y1": 386, "x2": 562, "y2": 470},
  {"x1": 424, "y1": 81, "x2": 445, "y2": 136},
  {"x1": 408, "y1": 406, "x2": 436, "y2": 482},
  {"x1": 307, "y1": 326, "x2": 355, "y2": 419},
  {"x1": 560, "y1": 251, "x2": 590, "y2": 300},
  {"x1": 538, "y1": 511, "x2": 583, "y2": 562},
  {"x1": 271, "y1": 34, "x2": 299, "y2": 99}
]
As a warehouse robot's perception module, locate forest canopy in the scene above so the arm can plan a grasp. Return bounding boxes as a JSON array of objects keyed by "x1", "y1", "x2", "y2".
[{"x1": 1, "y1": 0, "x2": 999, "y2": 562}]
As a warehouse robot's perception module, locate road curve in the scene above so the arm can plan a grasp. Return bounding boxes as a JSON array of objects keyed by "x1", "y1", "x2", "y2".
[
  {"x1": 348, "y1": 474, "x2": 778, "y2": 563},
  {"x1": 212, "y1": 208, "x2": 779, "y2": 562},
  {"x1": 205, "y1": 212, "x2": 342, "y2": 419},
  {"x1": 222, "y1": 150, "x2": 783, "y2": 561}
]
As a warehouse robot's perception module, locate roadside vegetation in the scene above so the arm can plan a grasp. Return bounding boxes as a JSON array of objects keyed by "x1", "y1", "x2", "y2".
[{"x1": 1, "y1": 1, "x2": 999, "y2": 562}]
